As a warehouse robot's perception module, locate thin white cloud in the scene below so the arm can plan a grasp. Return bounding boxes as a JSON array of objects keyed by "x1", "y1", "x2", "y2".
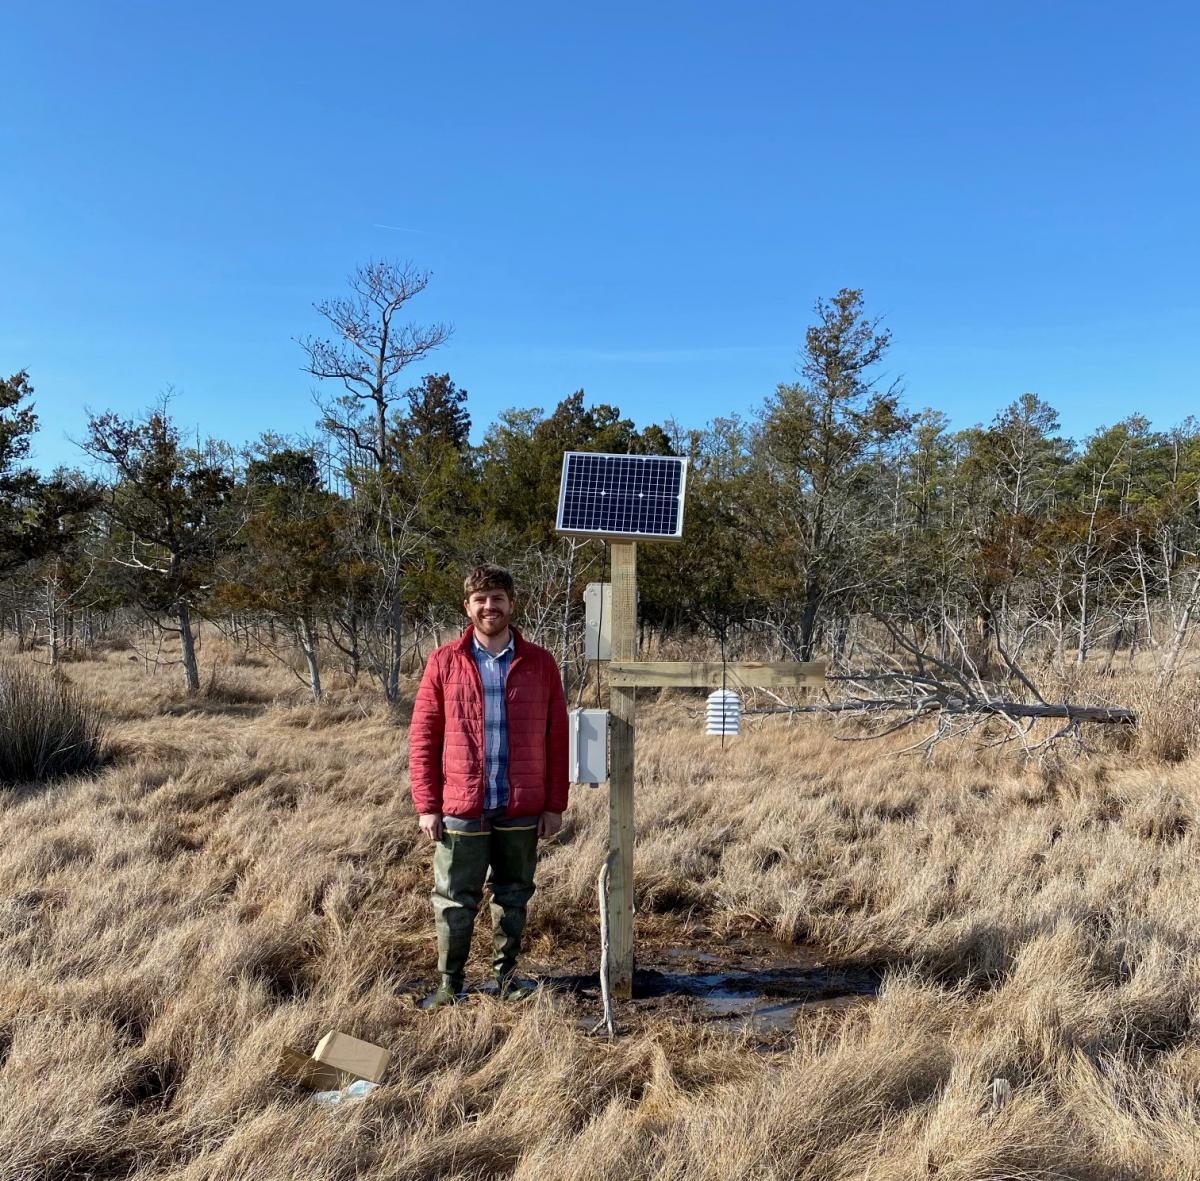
[{"x1": 556, "y1": 345, "x2": 782, "y2": 364}]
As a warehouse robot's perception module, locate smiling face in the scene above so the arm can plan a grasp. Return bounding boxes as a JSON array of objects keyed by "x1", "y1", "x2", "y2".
[{"x1": 464, "y1": 587, "x2": 514, "y2": 638}]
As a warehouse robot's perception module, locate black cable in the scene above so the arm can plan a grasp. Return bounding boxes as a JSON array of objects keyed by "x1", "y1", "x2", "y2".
[{"x1": 720, "y1": 615, "x2": 728, "y2": 750}]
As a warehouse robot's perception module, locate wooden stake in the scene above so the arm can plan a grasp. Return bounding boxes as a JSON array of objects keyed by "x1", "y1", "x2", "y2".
[{"x1": 607, "y1": 542, "x2": 637, "y2": 1000}]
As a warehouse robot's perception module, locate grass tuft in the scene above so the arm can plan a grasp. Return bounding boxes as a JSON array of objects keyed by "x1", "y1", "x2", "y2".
[{"x1": 0, "y1": 660, "x2": 106, "y2": 786}]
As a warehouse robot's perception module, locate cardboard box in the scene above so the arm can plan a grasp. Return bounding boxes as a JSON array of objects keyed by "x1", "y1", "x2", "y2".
[
  {"x1": 312, "y1": 1031, "x2": 390, "y2": 1084},
  {"x1": 278, "y1": 1031, "x2": 390, "y2": 1090},
  {"x1": 278, "y1": 1045, "x2": 349, "y2": 1090}
]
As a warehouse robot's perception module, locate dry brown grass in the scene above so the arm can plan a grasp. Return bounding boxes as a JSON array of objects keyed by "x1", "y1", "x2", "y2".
[{"x1": 2, "y1": 633, "x2": 1200, "y2": 1179}]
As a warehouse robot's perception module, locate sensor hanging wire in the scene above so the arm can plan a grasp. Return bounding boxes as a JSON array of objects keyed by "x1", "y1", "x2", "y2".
[
  {"x1": 719, "y1": 572, "x2": 736, "y2": 748},
  {"x1": 719, "y1": 613, "x2": 728, "y2": 751}
]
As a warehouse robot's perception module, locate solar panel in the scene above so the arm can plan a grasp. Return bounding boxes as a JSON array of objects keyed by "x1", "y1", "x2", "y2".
[{"x1": 555, "y1": 452, "x2": 688, "y2": 541}]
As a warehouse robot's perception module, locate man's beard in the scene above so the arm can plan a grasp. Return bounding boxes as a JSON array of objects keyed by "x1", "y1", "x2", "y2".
[{"x1": 475, "y1": 611, "x2": 510, "y2": 635}]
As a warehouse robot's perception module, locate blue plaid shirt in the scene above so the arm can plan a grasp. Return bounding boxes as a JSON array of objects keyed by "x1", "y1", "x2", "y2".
[{"x1": 472, "y1": 633, "x2": 515, "y2": 811}]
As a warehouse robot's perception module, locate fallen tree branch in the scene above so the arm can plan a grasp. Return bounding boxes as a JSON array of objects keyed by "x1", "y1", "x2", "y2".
[
  {"x1": 745, "y1": 700, "x2": 1135, "y2": 724},
  {"x1": 737, "y1": 612, "x2": 1137, "y2": 757}
]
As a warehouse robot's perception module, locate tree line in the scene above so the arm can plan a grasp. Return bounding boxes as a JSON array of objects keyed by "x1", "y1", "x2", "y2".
[{"x1": 1, "y1": 263, "x2": 1197, "y2": 702}]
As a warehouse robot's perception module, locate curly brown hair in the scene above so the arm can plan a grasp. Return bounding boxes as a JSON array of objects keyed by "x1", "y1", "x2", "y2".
[{"x1": 463, "y1": 563, "x2": 516, "y2": 600}]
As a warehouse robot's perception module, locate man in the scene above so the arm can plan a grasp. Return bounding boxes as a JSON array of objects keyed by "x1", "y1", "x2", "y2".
[{"x1": 409, "y1": 563, "x2": 570, "y2": 1009}]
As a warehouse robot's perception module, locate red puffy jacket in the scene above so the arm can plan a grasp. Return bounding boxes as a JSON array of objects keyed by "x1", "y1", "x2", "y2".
[{"x1": 409, "y1": 627, "x2": 570, "y2": 819}]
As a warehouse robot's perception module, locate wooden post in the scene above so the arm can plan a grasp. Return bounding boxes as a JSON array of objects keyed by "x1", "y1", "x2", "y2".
[{"x1": 607, "y1": 542, "x2": 637, "y2": 1000}]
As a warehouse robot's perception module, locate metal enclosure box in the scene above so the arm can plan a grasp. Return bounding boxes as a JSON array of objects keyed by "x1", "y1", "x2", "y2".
[
  {"x1": 584, "y1": 582, "x2": 612, "y2": 661},
  {"x1": 569, "y1": 708, "x2": 609, "y2": 784}
]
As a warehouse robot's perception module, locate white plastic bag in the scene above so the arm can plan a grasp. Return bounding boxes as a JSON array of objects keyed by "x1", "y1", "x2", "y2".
[{"x1": 312, "y1": 1079, "x2": 380, "y2": 1106}]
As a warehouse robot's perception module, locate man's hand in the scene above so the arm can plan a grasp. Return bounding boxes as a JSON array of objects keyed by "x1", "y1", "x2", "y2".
[
  {"x1": 418, "y1": 813, "x2": 443, "y2": 841},
  {"x1": 538, "y1": 811, "x2": 563, "y2": 840}
]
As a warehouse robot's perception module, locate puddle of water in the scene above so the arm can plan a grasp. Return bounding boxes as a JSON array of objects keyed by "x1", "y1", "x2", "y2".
[
  {"x1": 690, "y1": 989, "x2": 869, "y2": 1032},
  {"x1": 635, "y1": 961, "x2": 880, "y2": 1032},
  {"x1": 538, "y1": 945, "x2": 881, "y2": 1035},
  {"x1": 640, "y1": 965, "x2": 879, "y2": 1000},
  {"x1": 666, "y1": 947, "x2": 721, "y2": 964},
  {"x1": 698, "y1": 997, "x2": 810, "y2": 1032}
]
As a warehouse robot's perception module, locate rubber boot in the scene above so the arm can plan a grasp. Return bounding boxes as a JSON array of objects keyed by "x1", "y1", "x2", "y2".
[
  {"x1": 488, "y1": 824, "x2": 539, "y2": 996},
  {"x1": 430, "y1": 831, "x2": 490, "y2": 1004},
  {"x1": 497, "y1": 974, "x2": 539, "y2": 1001},
  {"x1": 419, "y1": 981, "x2": 461, "y2": 1011}
]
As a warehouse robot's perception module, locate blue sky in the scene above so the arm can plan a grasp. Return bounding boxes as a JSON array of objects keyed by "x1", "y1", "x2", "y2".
[{"x1": 3, "y1": 1, "x2": 1197, "y2": 472}]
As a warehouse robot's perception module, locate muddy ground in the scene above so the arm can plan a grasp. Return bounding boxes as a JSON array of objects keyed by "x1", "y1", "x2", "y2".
[{"x1": 412, "y1": 923, "x2": 882, "y2": 1044}]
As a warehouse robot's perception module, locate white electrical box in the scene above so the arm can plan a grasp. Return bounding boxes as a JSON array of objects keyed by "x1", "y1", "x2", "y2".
[
  {"x1": 584, "y1": 582, "x2": 612, "y2": 661},
  {"x1": 569, "y1": 708, "x2": 609, "y2": 785}
]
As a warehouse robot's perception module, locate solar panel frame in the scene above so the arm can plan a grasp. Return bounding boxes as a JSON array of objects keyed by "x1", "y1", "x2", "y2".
[{"x1": 555, "y1": 451, "x2": 689, "y2": 542}]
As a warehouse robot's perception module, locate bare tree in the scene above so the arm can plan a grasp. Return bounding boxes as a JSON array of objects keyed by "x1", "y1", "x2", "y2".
[
  {"x1": 298, "y1": 261, "x2": 452, "y2": 704},
  {"x1": 1073, "y1": 442, "x2": 1126, "y2": 666},
  {"x1": 1160, "y1": 562, "x2": 1200, "y2": 687},
  {"x1": 343, "y1": 467, "x2": 429, "y2": 703},
  {"x1": 299, "y1": 261, "x2": 451, "y2": 469},
  {"x1": 507, "y1": 538, "x2": 597, "y2": 698},
  {"x1": 80, "y1": 404, "x2": 237, "y2": 694}
]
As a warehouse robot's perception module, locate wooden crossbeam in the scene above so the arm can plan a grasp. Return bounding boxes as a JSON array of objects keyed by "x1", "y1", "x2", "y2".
[{"x1": 607, "y1": 660, "x2": 826, "y2": 690}]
